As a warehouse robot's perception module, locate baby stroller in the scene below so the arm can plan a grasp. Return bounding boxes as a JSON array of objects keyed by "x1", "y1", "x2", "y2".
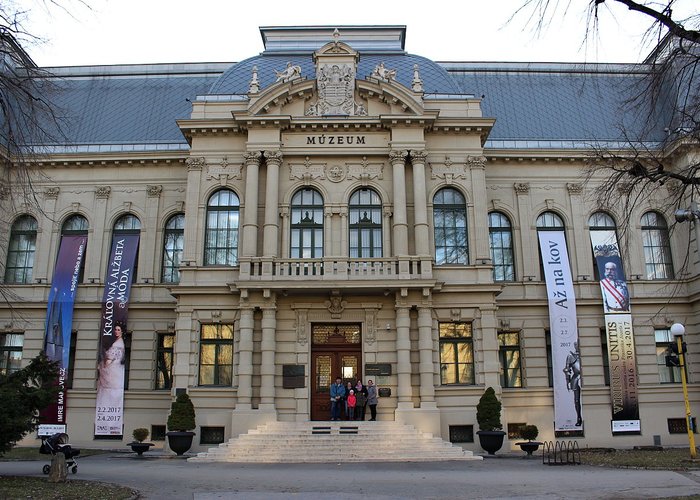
[{"x1": 40, "y1": 432, "x2": 80, "y2": 474}]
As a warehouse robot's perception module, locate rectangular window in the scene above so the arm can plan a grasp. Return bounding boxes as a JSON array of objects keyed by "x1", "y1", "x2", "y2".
[
  {"x1": 0, "y1": 333, "x2": 23, "y2": 377},
  {"x1": 498, "y1": 330, "x2": 522, "y2": 388},
  {"x1": 200, "y1": 426, "x2": 225, "y2": 445},
  {"x1": 668, "y1": 417, "x2": 697, "y2": 434},
  {"x1": 199, "y1": 324, "x2": 233, "y2": 386},
  {"x1": 656, "y1": 329, "x2": 683, "y2": 383},
  {"x1": 448, "y1": 425, "x2": 474, "y2": 443},
  {"x1": 66, "y1": 331, "x2": 78, "y2": 389},
  {"x1": 545, "y1": 330, "x2": 553, "y2": 388},
  {"x1": 156, "y1": 332, "x2": 175, "y2": 390},
  {"x1": 151, "y1": 424, "x2": 166, "y2": 441},
  {"x1": 507, "y1": 422, "x2": 526, "y2": 440},
  {"x1": 600, "y1": 329, "x2": 610, "y2": 387},
  {"x1": 439, "y1": 322, "x2": 474, "y2": 385}
]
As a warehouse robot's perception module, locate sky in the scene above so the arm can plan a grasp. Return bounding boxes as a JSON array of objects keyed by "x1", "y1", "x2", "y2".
[{"x1": 17, "y1": 0, "x2": 698, "y2": 67}]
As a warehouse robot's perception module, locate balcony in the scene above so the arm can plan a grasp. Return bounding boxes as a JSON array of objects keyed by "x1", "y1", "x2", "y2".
[{"x1": 238, "y1": 257, "x2": 433, "y2": 285}]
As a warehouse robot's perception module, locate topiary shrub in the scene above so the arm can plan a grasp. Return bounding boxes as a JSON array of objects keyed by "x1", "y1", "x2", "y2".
[
  {"x1": 132, "y1": 428, "x2": 149, "y2": 442},
  {"x1": 476, "y1": 386, "x2": 502, "y2": 431},
  {"x1": 520, "y1": 424, "x2": 539, "y2": 441},
  {"x1": 167, "y1": 393, "x2": 196, "y2": 432}
]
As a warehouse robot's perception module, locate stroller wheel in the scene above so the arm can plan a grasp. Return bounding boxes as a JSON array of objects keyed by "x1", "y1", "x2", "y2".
[
  {"x1": 71, "y1": 465, "x2": 78, "y2": 474},
  {"x1": 42, "y1": 464, "x2": 50, "y2": 474}
]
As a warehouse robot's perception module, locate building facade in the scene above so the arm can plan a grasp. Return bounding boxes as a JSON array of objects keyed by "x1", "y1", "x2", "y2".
[{"x1": 1, "y1": 26, "x2": 697, "y2": 453}]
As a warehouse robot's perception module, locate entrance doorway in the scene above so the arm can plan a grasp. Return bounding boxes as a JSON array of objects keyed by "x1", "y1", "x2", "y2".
[{"x1": 310, "y1": 324, "x2": 361, "y2": 421}]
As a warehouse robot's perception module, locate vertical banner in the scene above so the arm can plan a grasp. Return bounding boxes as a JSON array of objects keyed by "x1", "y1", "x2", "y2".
[
  {"x1": 590, "y1": 230, "x2": 640, "y2": 434},
  {"x1": 94, "y1": 234, "x2": 139, "y2": 436},
  {"x1": 538, "y1": 231, "x2": 583, "y2": 433},
  {"x1": 39, "y1": 235, "x2": 87, "y2": 436}
]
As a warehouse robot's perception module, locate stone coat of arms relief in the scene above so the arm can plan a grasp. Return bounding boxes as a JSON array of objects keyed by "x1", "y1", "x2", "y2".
[{"x1": 306, "y1": 62, "x2": 367, "y2": 117}]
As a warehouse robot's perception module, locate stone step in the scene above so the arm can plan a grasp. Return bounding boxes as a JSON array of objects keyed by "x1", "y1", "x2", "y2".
[{"x1": 189, "y1": 421, "x2": 481, "y2": 463}]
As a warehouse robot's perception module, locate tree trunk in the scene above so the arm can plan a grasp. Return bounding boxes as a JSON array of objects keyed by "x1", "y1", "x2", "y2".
[{"x1": 48, "y1": 453, "x2": 67, "y2": 483}]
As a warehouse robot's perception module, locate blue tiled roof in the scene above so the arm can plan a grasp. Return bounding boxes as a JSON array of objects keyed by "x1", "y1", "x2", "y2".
[
  {"x1": 447, "y1": 65, "x2": 670, "y2": 144},
  {"x1": 209, "y1": 53, "x2": 461, "y2": 95},
  {"x1": 47, "y1": 73, "x2": 220, "y2": 145}
]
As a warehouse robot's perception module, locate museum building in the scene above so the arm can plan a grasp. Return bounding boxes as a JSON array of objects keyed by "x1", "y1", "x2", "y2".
[{"x1": 0, "y1": 25, "x2": 697, "y2": 453}]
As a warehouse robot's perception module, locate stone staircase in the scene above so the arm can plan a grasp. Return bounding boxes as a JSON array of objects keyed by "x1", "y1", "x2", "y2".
[{"x1": 189, "y1": 421, "x2": 482, "y2": 463}]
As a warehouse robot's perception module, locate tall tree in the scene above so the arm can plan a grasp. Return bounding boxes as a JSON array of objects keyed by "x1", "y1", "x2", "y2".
[
  {"x1": 515, "y1": 1, "x2": 700, "y2": 233},
  {"x1": 0, "y1": 352, "x2": 58, "y2": 454}
]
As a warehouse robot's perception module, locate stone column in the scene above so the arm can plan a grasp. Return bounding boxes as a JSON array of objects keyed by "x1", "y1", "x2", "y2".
[
  {"x1": 280, "y1": 207, "x2": 290, "y2": 258},
  {"x1": 35, "y1": 187, "x2": 60, "y2": 282},
  {"x1": 260, "y1": 306, "x2": 277, "y2": 411},
  {"x1": 241, "y1": 152, "x2": 262, "y2": 258},
  {"x1": 566, "y1": 183, "x2": 587, "y2": 277},
  {"x1": 237, "y1": 307, "x2": 255, "y2": 410},
  {"x1": 182, "y1": 157, "x2": 204, "y2": 264},
  {"x1": 382, "y1": 207, "x2": 392, "y2": 259},
  {"x1": 395, "y1": 304, "x2": 413, "y2": 408},
  {"x1": 514, "y1": 183, "x2": 533, "y2": 280},
  {"x1": 87, "y1": 186, "x2": 111, "y2": 282},
  {"x1": 339, "y1": 208, "x2": 348, "y2": 257},
  {"x1": 324, "y1": 207, "x2": 333, "y2": 256},
  {"x1": 418, "y1": 306, "x2": 435, "y2": 406},
  {"x1": 141, "y1": 184, "x2": 162, "y2": 281},
  {"x1": 172, "y1": 310, "x2": 194, "y2": 390},
  {"x1": 411, "y1": 151, "x2": 430, "y2": 256},
  {"x1": 469, "y1": 156, "x2": 490, "y2": 262},
  {"x1": 390, "y1": 150, "x2": 409, "y2": 256},
  {"x1": 262, "y1": 151, "x2": 282, "y2": 258}
]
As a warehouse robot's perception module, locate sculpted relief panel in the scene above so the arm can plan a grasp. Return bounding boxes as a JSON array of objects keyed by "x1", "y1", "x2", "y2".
[{"x1": 306, "y1": 63, "x2": 367, "y2": 117}]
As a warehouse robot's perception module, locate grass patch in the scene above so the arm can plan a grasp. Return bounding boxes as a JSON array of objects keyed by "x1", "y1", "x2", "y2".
[
  {"x1": 0, "y1": 447, "x2": 107, "y2": 461},
  {"x1": 579, "y1": 447, "x2": 700, "y2": 470},
  {"x1": 0, "y1": 476, "x2": 135, "y2": 500}
]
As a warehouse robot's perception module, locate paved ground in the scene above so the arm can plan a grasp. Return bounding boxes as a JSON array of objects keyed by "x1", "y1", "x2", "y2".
[{"x1": 4, "y1": 451, "x2": 700, "y2": 499}]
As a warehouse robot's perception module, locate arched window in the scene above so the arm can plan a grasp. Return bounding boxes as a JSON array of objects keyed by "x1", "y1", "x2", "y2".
[
  {"x1": 536, "y1": 211, "x2": 565, "y2": 280},
  {"x1": 62, "y1": 214, "x2": 89, "y2": 283},
  {"x1": 588, "y1": 212, "x2": 617, "y2": 280},
  {"x1": 641, "y1": 211, "x2": 674, "y2": 279},
  {"x1": 349, "y1": 188, "x2": 382, "y2": 258},
  {"x1": 434, "y1": 188, "x2": 468, "y2": 265},
  {"x1": 4, "y1": 215, "x2": 37, "y2": 284},
  {"x1": 162, "y1": 214, "x2": 184, "y2": 283},
  {"x1": 204, "y1": 189, "x2": 240, "y2": 266},
  {"x1": 488, "y1": 212, "x2": 514, "y2": 281},
  {"x1": 113, "y1": 214, "x2": 141, "y2": 280},
  {"x1": 290, "y1": 188, "x2": 323, "y2": 258}
]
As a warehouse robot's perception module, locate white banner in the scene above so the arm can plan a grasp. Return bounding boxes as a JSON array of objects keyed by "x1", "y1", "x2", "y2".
[{"x1": 538, "y1": 231, "x2": 583, "y2": 432}]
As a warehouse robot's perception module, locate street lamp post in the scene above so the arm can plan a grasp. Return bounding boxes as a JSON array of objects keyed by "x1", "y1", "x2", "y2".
[{"x1": 670, "y1": 322, "x2": 697, "y2": 459}]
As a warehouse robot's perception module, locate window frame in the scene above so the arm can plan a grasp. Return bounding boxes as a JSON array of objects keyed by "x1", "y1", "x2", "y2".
[
  {"x1": 641, "y1": 211, "x2": 674, "y2": 280},
  {"x1": 434, "y1": 188, "x2": 469, "y2": 265},
  {"x1": 498, "y1": 330, "x2": 522, "y2": 388},
  {"x1": 155, "y1": 332, "x2": 175, "y2": 390},
  {"x1": 162, "y1": 213, "x2": 185, "y2": 283},
  {"x1": 204, "y1": 189, "x2": 240, "y2": 266},
  {"x1": 199, "y1": 324, "x2": 234, "y2": 386},
  {"x1": 290, "y1": 188, "x2": 324, "y2": 259},
  {"x1": 655, "y1": 328, "x2": 684, "y2": 383},
  {"x1": 439, "y1": 322, "x2": 474, "y2": 385},
  {"x1": 588, "y1": 212, "x2": 617, "y2": 281},
  {"x1": 488, "y1": 211, "x2": 514, "y2": 281},
  {"x1": 5, "y1": 215, "x2": 38, "y2": 284},
  {"x1": 349, "y1": 188, "x2": 382, "y2": 258},
  {"x1": 0, "y1": 332, "x2": 24, "y2": 378},
  {"x1": 61, "y1": 215, "x2": 89, "y2": 284}
]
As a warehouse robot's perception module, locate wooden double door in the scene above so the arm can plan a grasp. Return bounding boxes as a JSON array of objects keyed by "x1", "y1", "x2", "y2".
[{"x1": 310, "y1": 324, "x2": 362, "y2": 421}]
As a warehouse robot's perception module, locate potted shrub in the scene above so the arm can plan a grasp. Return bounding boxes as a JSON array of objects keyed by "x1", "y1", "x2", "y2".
[
  {"x1": 128, "y1": 428, "x2": 155, "y2": 456},
  {"x1": 476, "y1": 387, "x2": 506, "y2": 455},
  {"x1": 516, "y1": 424, "x2": 542, "y2": 457},
  {"x1": 166, "y1": 393, "x2": 196, "y2": 456}
]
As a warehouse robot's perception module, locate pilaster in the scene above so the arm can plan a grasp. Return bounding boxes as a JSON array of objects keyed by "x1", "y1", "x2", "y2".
[
  {"x1": 182, "y1": 157, "x2": 204, "y2": 264},
  {"x1": 395, "y1": 303, "x2": 412, "y2": 407},
  {"x1": 411, "y1": 151, "x2": 430, "y2": 256},
  {"x1": 242, "y1": 152, "x2": 262, "y2": 258},
  {"x1": 262, "y1": 151, "x2": 282, "y2": 258}
]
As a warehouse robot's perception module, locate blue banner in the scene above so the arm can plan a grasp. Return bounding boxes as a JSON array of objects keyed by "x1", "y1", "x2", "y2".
[{"x1": 41, "y1": 235, "x2": 87, "y2": 431}]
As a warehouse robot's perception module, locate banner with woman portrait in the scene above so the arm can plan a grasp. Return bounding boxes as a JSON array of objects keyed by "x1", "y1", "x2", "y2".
[
  {"x1": 590, "y1": 230, "x2": 640, "y2": 433},
  {"x1": 538, "y1": 231, "x2": 584, "y2": 433},
  {"x1": 39, "y1": 235, "x2": 87, "y2": 435},
  {"x1": 94, "y1": 234, "x2": 139, "y2": 436}
]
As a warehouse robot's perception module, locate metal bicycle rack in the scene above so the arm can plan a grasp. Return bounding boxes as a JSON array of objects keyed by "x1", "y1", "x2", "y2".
[{"x1": 542, "y1": 440, "x2": 581, "y2": 465}]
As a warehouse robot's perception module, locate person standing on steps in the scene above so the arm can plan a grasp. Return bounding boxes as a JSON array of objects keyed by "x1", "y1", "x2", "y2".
[
  {"x1": 330, "y1": 377, "x2": 345, "y2": 421},
  {"x1": 346, "y1": 390, "x2": 356, "y2": 420},
  {"x1": 366, "y1": 379, "x2": 378, "y2": 421},
  {"x1": 354, "y1": 379, "x2": 368, "y2": 420}
]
